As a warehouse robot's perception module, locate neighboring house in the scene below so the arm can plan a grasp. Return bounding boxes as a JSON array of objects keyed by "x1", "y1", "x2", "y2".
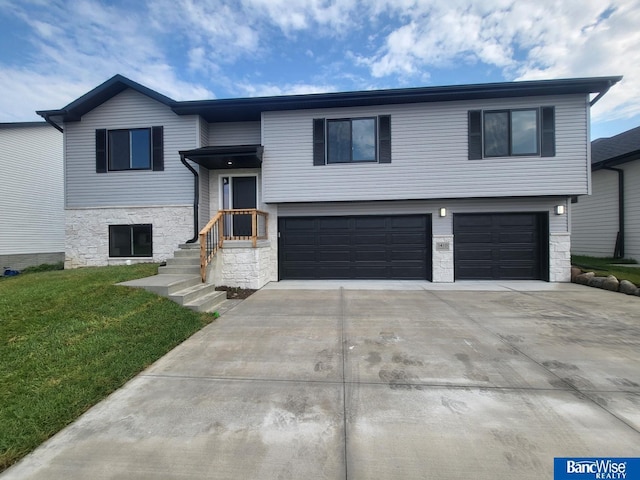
[
  {"x1": 0, "y1": 122, "x2": 64, "y2": 271},
  {"x1": 37, "y1": 74, "x2": 621, "y2": 288},
  {"x1": 572, "y1": 126, "x2": 640, "y2": 262}
]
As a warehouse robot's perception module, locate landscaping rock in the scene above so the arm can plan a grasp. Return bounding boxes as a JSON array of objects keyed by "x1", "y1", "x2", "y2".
[
  {"x1": 587, "y1": 276, "x2": 605, "y2": 288},
  {"x1": 619, "y1": 280, "x2": 639, "y2": 296},
  {"x1": 602, "y1": 275, "x2": 620, "y2": 292},
  {"x1": 576, "y1": 272, "x2": 595, "y2": 285},
  {"x1": 571, "y1": 267, "x2": 582, "y2": 282}
]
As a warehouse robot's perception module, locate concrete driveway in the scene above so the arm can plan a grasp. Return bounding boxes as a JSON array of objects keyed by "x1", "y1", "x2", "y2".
[{"x1": 3, "y1": 282, "x2": 640, "y2": 479}]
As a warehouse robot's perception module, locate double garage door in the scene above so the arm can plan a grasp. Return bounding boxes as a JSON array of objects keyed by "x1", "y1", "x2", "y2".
[
  {"x1": 278, "y1": 213, "x2": 548, "y2": 281},
  {"x1": 279, "y1": 215, "x2": 431, "y2": 280}
]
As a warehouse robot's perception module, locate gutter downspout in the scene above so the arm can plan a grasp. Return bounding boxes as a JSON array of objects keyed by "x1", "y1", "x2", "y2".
[
  {"x1": 603, "y1": 166, "x2": 624, "y2": 258},
  {"x1": 180, "y1": 153, "x2": 199, "y2": 243}
]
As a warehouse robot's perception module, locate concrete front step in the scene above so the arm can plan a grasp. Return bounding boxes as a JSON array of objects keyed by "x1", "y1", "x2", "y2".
[
  {"x1": 168, "y1": 282, "x2": 218, "y2": 305},
  {"x1": 173, "y1": 249, "x2": 201, "y2": 258},
  {"x1": 118, "y1": 274, "x2": 201, "y2": 296},
  {"x1": 183, "y1": 290, "x2": 227, "y2": 313},
  {"x1": 165, "y1": 256, "x2": 200, "y2": 266},
  {"x1": 118, "y1": 274, "x2": 227, "y2": 313},
  {"x1": 158, "y1": 265, "x2": 200, "y2": 275},
  {"x1": 178, "y1": 242, "x2": 200, "y2": 250}
]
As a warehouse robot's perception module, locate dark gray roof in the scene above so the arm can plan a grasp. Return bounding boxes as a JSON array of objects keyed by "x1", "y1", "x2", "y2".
[
  {"x1": 591, "y1": 125, "x2": 640, "y2": 169},
  {"x1": 37, "y1": 74, "x2": 622, "y2": 126}
]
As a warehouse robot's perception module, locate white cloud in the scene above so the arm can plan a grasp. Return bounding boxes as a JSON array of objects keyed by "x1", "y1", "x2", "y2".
[
  {"x1": 1, "y1": 0, "x2": 638, "y2": 132},
  {"x1": 0, "y1": 0, "x2": 214, "y2": 120},
  {"x1": 357, "y1": 0, "x2": 638, "y2": 123},
  {"x1": 235, "y1": 81, "x2": 337, "y2": 98}
]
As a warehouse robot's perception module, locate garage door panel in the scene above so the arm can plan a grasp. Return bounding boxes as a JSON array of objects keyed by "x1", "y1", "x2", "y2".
[
  {"x1": 456, "y1": 232, "x2": 493, "y2": 244},
  {"x1": 353, "y1": 233, "x2": 387, "y2": 245},
  {"x1": 285, "y1": 234, "x2": 316, "y2": 246},
  {"x1": 355, "y1": 217, "x2": 387, "y2": 229},
  {"x1": 498, "y1": 215, "x2": 537, "y2": 227},
  {"x1": 279, "y1": 215, "x2": 431, "y2": 280},
  {"x1": 456, "y1": 247, "x2": 492, "y2": 261},
  {"x1": 455, "y1": 215, "x2": 493, "y2": 227},
  {"x1": 319, "y1": 217, "x2": 350, "y2": 229},
  {"x1": 391, "y1": 233, "x2": 428, "y2": 245},
  {"x1": 391, "y1": 249, "x2": 426, "y2": 261},
  {"x1": 499, "y1": 248, "x2": 538, "y2": 261},
  {"x1": 454, "y1": 213, "x2": 547, "y2": 281},
  {"x1": 498, "y1": 232, "x2": 536, "y2": 243},
  {"x1": 318, "y1": 234, "x2": 350, "y2": 246},
  {"x1": 391, "y1": 216, "x2": 427, "y2": 228}
]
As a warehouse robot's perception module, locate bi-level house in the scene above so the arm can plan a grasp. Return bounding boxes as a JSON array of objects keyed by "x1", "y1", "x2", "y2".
[{"x1": 37, "y1": 74, "x2": 621, "y2": 288}]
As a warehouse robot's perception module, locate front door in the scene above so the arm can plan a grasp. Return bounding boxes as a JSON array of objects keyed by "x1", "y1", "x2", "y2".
[{"x1": 228, "y1": 176, "x2": 257, "y2": 237}]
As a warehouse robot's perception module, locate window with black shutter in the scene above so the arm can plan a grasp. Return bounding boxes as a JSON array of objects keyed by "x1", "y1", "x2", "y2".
[
  {"x1": 468, "y1": 107, "x2": 555, "y2": 159},
  {"x1": 313, "y1": 116, "x2": 391, "y2": 165},
  {"x1": 96, "y1": 126, "x2": 164, "y2": 172}
]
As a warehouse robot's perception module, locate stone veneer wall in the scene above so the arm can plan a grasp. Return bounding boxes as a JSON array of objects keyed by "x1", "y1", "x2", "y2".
[
  {"x1": 208, "y1": 241, "x2": 276, "y2": 289},
  {"x1": 432, "y1": 235, "x2": 454, "y2": 282},
  {"x1": 65, "y1": 206, "x2": 193, "y2": 268},
  {"x1": 549, "y1": 233, "x2": 571, "y2": 282}
]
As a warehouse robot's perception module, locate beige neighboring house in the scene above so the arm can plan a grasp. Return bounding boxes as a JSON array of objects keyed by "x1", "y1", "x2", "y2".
[
  {"x1": 0, "y1": 122, "x2": 64, "y2": 271},
  {"x1": 572, "y1": 126, "x2": 640, "y2": 262}
]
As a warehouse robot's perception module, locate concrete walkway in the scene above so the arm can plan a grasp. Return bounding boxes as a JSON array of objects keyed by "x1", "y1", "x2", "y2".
[{"x1": 3, "y1": 282, "x2": 640, "y2": 479}]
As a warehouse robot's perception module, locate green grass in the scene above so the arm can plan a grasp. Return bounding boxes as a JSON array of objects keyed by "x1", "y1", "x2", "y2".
[
  {"x1": 0, "y1": 264, "x2": 216, "y2": 471},
  {"x1": 572, "y1": 255, "x2": 640, "y2": 286}
]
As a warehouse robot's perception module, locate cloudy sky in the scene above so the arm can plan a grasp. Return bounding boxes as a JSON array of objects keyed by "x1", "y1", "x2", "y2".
[{"x1": 0, "y1": 0, "x2": 638, "y2": 139}]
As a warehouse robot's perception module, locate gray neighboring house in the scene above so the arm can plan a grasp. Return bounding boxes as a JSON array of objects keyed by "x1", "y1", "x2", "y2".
[
  {"x1": 572, "y1": 126, "x2": 640, "y2": 261},
  {"x1": 0, "y1": 122, "x2": 64, "y2": 271},
  {"x1": 37, "y1": 74, "x2": 621, "y2": 288}
]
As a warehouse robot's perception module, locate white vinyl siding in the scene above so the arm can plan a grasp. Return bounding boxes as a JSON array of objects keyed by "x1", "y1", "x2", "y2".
[
  {"x1": 0, "y1": 123, "x2": 64, "y2": 255},
  {"x1": 262, "y1": 95, "x2": 589, "y2": 203},
  {"x1": 572, "y1": 161, "x2": 640, "y2": 261},
  {"x1": 571, "y1": 169, "x2": 619, "y2": 257},
  {"x1": 64, "y1": 89, "x2": 197, "y2": 207},
  {"x1": 208, "y1": 121, "x2": 261, "y2": 146},
  {"x1": 625, "y1": 161, "x2": 640, "y2": 261}
]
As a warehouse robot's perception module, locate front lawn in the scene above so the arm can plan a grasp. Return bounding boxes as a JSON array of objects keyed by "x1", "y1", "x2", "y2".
[
  {"x1": 0, "y1": 264, "x2": 216, "y2": 471},
  {"x1": 572, "y1": 255, "x2": 640, "y2": 286}
]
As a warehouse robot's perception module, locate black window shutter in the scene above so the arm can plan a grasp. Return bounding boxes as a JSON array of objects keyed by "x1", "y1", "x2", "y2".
[
  {"x1": 152, "y1": 126, "x2": 164, "y2": 171},
  {"x1": 468, "y1": 110, "x2": 482, "y2": 160},
  {"x1": 96, "y1": 129, "x2": 107, "y2": 173},
  {"x1": 541, "y1": 107, "x2": 555, "y2": 157},
  {"x1": 313, "y1": 119, "x2": 325, "y2": 166},
  {"x1": 378, "y1": 115, "x2": 391, "y2": 163}
]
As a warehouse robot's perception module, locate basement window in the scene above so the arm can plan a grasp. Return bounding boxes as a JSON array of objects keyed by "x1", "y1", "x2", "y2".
[{"x1": 109, "y1": 224, "x2": 152, "y2": 257}]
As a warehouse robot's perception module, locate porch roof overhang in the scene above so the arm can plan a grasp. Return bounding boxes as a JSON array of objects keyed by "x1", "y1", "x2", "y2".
[{"x1": 179, "y1": 144, "x2": 263, "y2": 169}]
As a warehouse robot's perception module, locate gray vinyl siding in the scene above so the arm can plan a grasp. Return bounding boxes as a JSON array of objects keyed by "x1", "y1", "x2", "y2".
[
  {"x1": 277, "y1": 196, "x2": 569, "y2": 234},
  {"x1": 262, "y1": 95, "x2": 589, "y2": 203},
  {"x1": 0, "y1": 123, "x2": 64, "y2": 255},
  {"x1": 198, "y1": 116, "x2": 210, "y2": 227},
  {"x1": 65, "y1": 88, "x2": 197, "y2": 207},
  {"x1": 208, "y1": 121, "x2": 261, "y2": 146},
  {"x1": 571, "y1": 169, "x2": 619, "y2": 257}
]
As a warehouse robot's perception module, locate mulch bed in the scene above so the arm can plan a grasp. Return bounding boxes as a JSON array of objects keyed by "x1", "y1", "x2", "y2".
[{"x1": 215, "y1": 286, "x2": 257, "y2": 299}]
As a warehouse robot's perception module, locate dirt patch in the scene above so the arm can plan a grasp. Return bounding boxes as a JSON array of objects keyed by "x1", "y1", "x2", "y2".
[{"x1": 215, "y1": 286, "x2": 257, "y2": 299}]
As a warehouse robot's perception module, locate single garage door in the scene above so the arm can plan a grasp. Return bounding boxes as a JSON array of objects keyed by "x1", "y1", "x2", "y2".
[
  {"x1": 279, "y1": 215, "x2": 431, "y2": 280},
  {"x1": 454, "y1": 213, "x2": 549, "y2": 280}
]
